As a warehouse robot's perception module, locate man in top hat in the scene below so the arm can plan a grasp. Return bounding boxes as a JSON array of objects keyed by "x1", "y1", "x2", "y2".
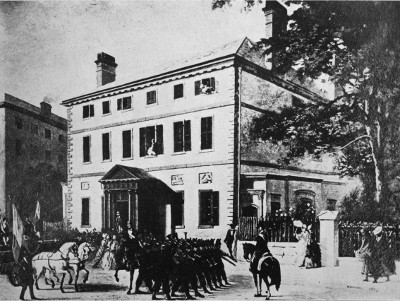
[
  {"x1": 250, "y1": 222, "x2": 270, "y2": 275},
  {"x1": 115, "y1": 211, "x2": 123, "y2": 233},
  {"x1": 224, "y1": 223, "x2": 236, "y2": 260}
]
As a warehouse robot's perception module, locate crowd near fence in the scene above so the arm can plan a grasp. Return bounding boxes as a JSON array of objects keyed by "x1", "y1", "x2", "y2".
[
  {"x1": 339, "y1": 221, "x2": 400, "y2": 259},
  {"x1": 238, "y1": 214, "x2": 319, "y2": 243}
]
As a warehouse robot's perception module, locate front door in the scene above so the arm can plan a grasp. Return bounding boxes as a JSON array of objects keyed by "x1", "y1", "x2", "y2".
[{"x1": 112, "y1": 191, "x2": 129, "y2": 231}]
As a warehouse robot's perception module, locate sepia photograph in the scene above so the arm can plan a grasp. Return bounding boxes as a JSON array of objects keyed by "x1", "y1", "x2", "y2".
[{"x1": 1, "y1": 0, "x2": 399, "y2": 300}]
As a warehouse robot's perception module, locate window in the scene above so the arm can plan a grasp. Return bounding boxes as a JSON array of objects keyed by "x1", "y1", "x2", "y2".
[
  {"x1": 102, "y1": 132, "x2": 111, "y2": 161},
  {"x1": 270, "y1": 194, "x2": 282, "y2": 216},
  {"x1": 31, "y1": 124, "x2": 39, "y2": 135},
  {"x1": 117, "y1": 96, "x2": 132, "y2": 111},
  {"x1": 102, "y1": 100, "x2": 111, "y2": 115},
  {"x1": 83, "y1": 104, "x2": 94, "y2": 119},
  {"x1": 81, "y1": 198, "x2": 90, "y2": 226},
  {"x1": 30, "y1": 144, "x2": 37, "y2": 160},
  {"x1": 195, "y1": 77, "x2": 216, "y2": 95},
  {"x1": 200, "y1": 117, "x2": 213, "y2": 150},
  {"x1": 58, "y1": 134, "x2": 65, "y2": 143},
  {"x1": 146, "y1": 90, "x2": 157, "y2": 105},
  {"x1": 15, "y1": 139, "x2": 22, "y2": 156},
  {"x1": 45, "y1": 129, "x2": 51, "y2": 140},
  {"x1": 83, "y1": 135, "x2": 91, "y2": 163},
  {"x1": 174, "y1": 84, "x2": 184, "y2": 100},
  {"x1": 45, "y1": 150, "x2": 51, "y2": 161},
  {"x1": 139, "y1": 125, "x2": 164, "y2": 157},
  {"x1": 174, "y1": 120, "x2": 191, "y2": 152},
  {"x1": 199, "y1": 190, "x2": 219, "y2": 226},
  {"x1": 15, "y1": 117, "x2": 23, "y2": 129},
  {"x1": 122, "y1": 130, "x2": 132, "y2": 159},
  {"x1": 326, "y1": 199, "x2": 337, "y2": 211},
  {"x1": 172, "y1": 191, "x2": 184, "y2": 227},
  {"x1": 292, "y1": 95, "x2": 303, "y2": 106}
]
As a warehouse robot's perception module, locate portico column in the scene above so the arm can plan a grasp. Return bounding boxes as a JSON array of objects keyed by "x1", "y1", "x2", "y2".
[
  {"x1": 106, "y1": 190, "x2": 110, "y2": 230},
  {"x1": 128, "y1": 190, "x2": 132, "y2": 223},
  {"x1": 133, "y1": 189, "x2": 139, "y2": 230},
  {"x1": 165, "y1": 203, "x2": 172, "y2": 237}
]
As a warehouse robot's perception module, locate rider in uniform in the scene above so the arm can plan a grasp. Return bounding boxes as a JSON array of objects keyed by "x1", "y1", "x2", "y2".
[{"x1": 250, "y1": 222, "x2": 270, "y2": 274}]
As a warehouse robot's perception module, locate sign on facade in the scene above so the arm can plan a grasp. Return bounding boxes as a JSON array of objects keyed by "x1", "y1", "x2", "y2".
[
  {"x1": 171, "y1": 174, "x2": 184, "y2": 186},
  {"x1": 199, "y1": 172, "x2": 212, "y2": 184},
  {"x1": 81, "y1": 182, "x2": 90, "y2": 190}
]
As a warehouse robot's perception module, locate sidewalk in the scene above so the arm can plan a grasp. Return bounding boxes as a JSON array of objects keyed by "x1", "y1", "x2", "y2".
[{"x1": 225, "y1": 257, "x2": 400, "y2": 300}]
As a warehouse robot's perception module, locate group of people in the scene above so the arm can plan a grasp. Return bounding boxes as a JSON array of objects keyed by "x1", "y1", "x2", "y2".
[
  {"x1": 91, "y1": 221, "x2": 234, "y2": 300},
  {"x1": 294, "y1": 223, "x2": 321, "y2": 269},
  {"x1": 356, "y1": 225, "x2": 397, "y2": 283}
]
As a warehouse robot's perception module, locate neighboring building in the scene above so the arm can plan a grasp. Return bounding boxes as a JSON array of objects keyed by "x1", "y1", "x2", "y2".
[
  {"x1": 0, "y1": 93, "x2": 67, "y2": 220},
  {"x1": 61, "y1": 2, "x2": 352, "y2": 238}
]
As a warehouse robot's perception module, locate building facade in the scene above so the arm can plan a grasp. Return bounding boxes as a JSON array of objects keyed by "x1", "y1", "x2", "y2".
[
  {"x1": 0, "y1": 93, "x2": 67, "y2": 220},
  {"x1": 61, "y1": 3, "x2": 353, "y2": 239}
]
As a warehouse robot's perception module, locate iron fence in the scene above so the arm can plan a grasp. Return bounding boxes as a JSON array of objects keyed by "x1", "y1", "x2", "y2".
[{"x1": 339, "y1": 222, "x2": 400, "y2": 257}]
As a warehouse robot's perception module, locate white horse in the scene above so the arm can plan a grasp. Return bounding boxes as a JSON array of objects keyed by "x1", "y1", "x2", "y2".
[
  {"x1": 66, "y1": 242, "x2": 93, "y2": 287},
  {"x1": 32, "y1": 242, "x2": 79, "y2": 293}
]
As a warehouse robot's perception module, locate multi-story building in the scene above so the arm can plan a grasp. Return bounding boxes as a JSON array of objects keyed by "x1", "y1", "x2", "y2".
[
  {"x1": 0, "y1": 93, "x2": 67, "y2": 220},
  {"x1": 61, "y1": 2, "x2": 352, "y2": 238}
]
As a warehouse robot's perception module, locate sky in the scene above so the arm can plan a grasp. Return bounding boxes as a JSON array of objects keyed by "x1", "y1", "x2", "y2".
[{"x1": 0, "y1": 0, "x2": 272, "y2": 118}]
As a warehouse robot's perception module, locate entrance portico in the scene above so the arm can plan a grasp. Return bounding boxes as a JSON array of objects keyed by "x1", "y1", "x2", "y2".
[{"x1": 99, "y1": 164, "x2": 176, "y2": 237}]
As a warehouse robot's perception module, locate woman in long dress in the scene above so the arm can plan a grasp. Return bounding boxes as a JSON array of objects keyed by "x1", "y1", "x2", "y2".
[
  {"x1": 100, "y1": 234, "x2": 113, "y2": 270},
  {"x1": 295, "y1": 225, "x2": 310, "y2": 267}
]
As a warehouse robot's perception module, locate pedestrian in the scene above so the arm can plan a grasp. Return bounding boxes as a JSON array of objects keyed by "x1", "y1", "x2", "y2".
[
  {"x1": 294, "y1": 224, "x2": 311, "y2": 267},
  {"x1": 115, "y1": 211, "x2": 123, "y2": 233},
  {"x1": 369, "y1": 226, "x2": 396, "y2": 283},
  {"x1": 355, "y1": 226, "x2": 372, "y2": 281},
  {"x1": 92, "y1": 233, "x2": 109, "y2": 268},
  {"x1": 1, "y1": 218, "x2": 11, "y2": 246},
  {"x1": 224, "y1": 223, "x2": 236, "y2": 260}
]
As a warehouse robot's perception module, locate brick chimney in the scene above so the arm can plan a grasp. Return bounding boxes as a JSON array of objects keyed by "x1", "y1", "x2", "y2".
[
  {"x1": 40, "y1": 101, "x2": 52, "y2": 118},
  {"x1": 95, "y1": 52, "x2": 118, "y2": 87},
  {"x1": 262, "y1": 0, "x2": 287, "y2": 69}
]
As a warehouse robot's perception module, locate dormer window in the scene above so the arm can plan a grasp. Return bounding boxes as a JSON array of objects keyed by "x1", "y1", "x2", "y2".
[
  {"x1": 195, "y1": 77, "x2": 216, "y2": 95},
  {"x1": 117, "y1": 96, "x2": 132, "y2": 111}
]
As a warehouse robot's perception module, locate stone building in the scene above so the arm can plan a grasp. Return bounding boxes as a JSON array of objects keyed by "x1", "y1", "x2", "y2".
[
  {"x1": 61, "y1": 2, "x2": 353, "y2": 239},
  {"x1": 0, "y1": 93, "x2": 68, "y2": 220}
]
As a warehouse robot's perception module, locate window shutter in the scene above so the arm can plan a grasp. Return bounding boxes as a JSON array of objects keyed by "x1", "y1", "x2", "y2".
[
  {"x1": 90, "y1": 105, "x2": 94, "y2": 117},
  {"x1": 117, "y1": 99, "x2": 122, "y2": 110},
  {"x1": 212, "y1": 191, "x2": 219, "y2": 226},
  {"x1": 156, "y1": 125, "x2": 164, "y2": 154},
  {"x1": 174, "y1": 122, "x2": 183, "y2": 153},
  {"x1": 194, "y1": 80, "x2": 201, "y2": 95},
  {"x1": 139, "y1": 127, "x2": 146, "y2": 157},
  {"x1": 184, "y1": 120, "x2": 191, "y2": 151},
  {"x1": 215, "y1": 79, "x2": 219, "y2": 93},
  {"x1": 211, "y1": 77, "x2": 216, "y2": 92}
]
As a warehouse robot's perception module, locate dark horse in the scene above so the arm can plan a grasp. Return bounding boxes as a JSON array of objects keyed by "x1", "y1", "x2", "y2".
[
  {"x1": 242, "y1": 243, "x2": 281, "y2": 300},
  {"x1": 113, "y1": 237, "x2": 142, "y2": 295}
]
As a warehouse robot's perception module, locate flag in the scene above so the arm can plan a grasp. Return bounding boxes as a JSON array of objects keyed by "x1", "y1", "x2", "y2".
[
  {"x1": 12, "y1": 204, "x2": 24, "y2": 261},
  {"x1": 34, "y1": 200, "x2": 40, "y2": 221}
]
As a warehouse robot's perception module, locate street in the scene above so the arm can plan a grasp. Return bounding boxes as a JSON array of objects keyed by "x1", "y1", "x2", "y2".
[{"x1": 1, "y1": 258, "x2": 400, "y2": 300}]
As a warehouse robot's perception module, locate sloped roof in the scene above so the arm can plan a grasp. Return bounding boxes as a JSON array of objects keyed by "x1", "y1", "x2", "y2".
[
  {"x1": 62, "y1": 37, "x2": 263, "y2": 105},
  {"x1": 100, "y1": 164, "x2": 155, "y2": 182}
]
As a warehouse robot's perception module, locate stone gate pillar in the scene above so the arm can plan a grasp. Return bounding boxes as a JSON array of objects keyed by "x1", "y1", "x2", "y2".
[{"x1": 318, "y1": 210, "x2": 339, "y2": 267}]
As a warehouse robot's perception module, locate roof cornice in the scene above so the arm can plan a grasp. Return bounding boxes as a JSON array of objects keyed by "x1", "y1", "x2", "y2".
[{"x1": 61, "y1": 54, "x2": 236, "y2": 106}]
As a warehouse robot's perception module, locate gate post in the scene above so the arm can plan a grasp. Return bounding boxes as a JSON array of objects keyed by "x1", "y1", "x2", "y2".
[{"x1": 318, "y1": 210, "x2": 339, "y2": 267}]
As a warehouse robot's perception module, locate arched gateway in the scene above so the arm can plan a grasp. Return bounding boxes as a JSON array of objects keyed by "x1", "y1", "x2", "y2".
[{"x1": 99, "y1": 164, "x2": 176, "y2": 237}]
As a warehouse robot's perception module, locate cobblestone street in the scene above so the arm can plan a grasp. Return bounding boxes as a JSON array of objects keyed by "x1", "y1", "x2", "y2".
[{"x1": 1, "y1": 259, "x2": 400, "y2": 300}]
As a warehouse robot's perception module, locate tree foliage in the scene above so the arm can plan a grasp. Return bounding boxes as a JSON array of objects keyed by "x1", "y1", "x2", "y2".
[{"x1": 214, "y1": 1, "x2": 400, "y2": 218}]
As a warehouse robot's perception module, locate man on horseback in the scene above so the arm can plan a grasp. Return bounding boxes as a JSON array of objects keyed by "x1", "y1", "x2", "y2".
[{"x1": 250, "y1": 222, "x2": 270, "y2": 274}]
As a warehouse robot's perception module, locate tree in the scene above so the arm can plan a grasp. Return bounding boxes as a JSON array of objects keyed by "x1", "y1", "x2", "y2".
[{"x1": 215, "y1": 1, "x2": 400, "y2": 218}]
